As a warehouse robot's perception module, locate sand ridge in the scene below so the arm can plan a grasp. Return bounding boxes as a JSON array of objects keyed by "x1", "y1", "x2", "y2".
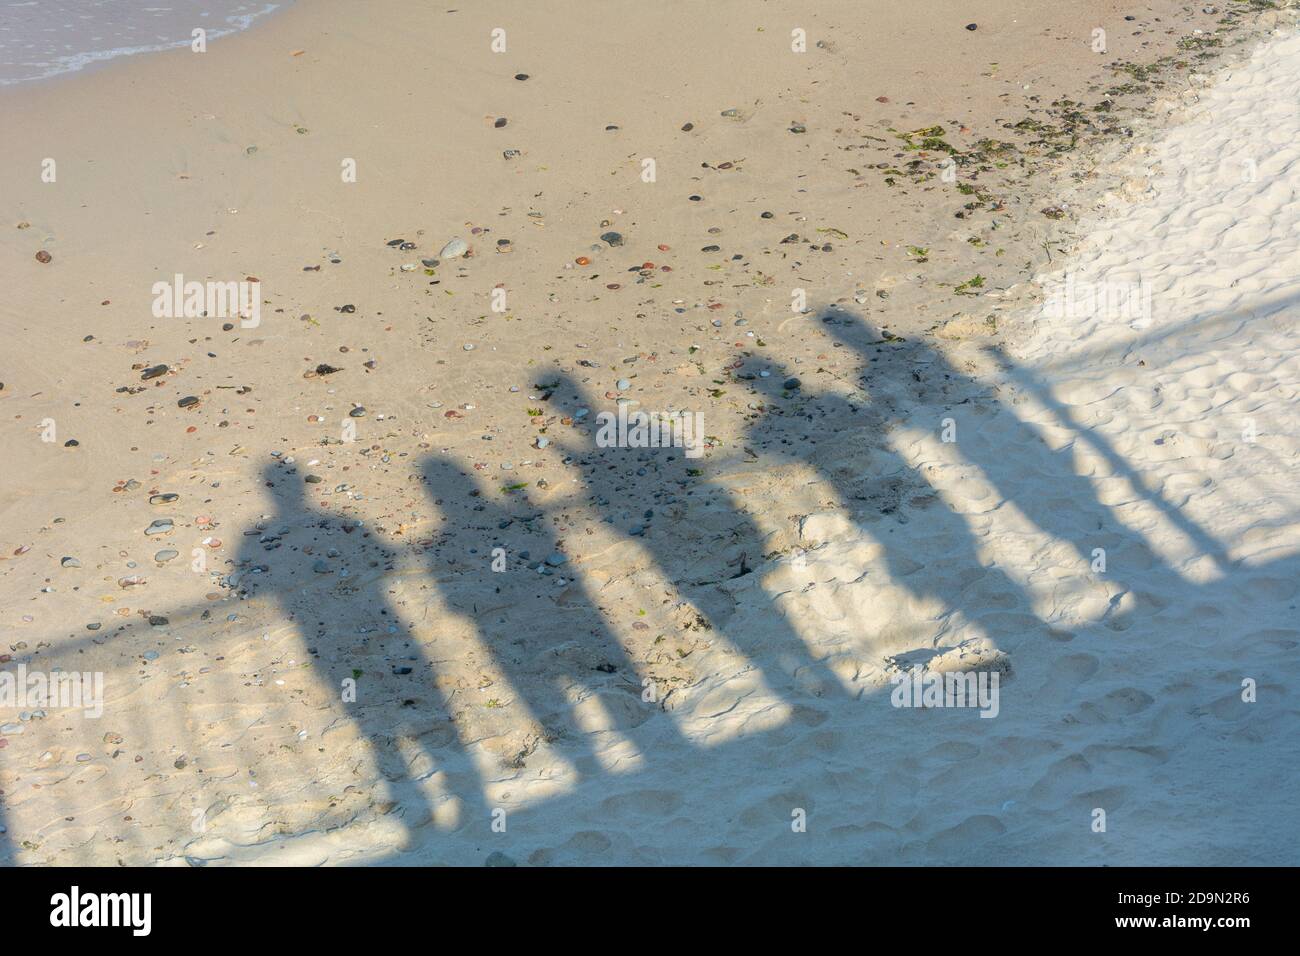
[{"x1": 1, "y1": 1, "x2": 1297, "y2": 865}]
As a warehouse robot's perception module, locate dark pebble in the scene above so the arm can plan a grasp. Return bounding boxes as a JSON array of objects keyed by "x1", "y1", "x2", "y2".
[
  {"x1": 783, "y1": 377, "x2": 802, "y2": 390},
  {"x1": 35, "y1": 250, "x2": 52, "y2": 263},
  {"x1": 514, "y1": 73, "x2": 529, "y2": 81},
  {"x1": 178, "y1": 396, "x2": 200, "y2": 408},
  {"x1": 141, "y1": 364, "x2": 169, "y2": 381},
  {"x1": 600, "y1": 231, "x2": 623, "y2": 247},
  {"x1": 494, "y1": 117, "x2": 507, "y2": 128},
  {"x1": 965, "y1": 23, "x2": 978, "y2": 31}
]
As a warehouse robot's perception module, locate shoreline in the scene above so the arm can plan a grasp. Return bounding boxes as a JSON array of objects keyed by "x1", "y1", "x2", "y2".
[
  {"x1": 3, "y1": 1, "x2": 1298, "y2": 865},
  {"x1": 0, "y1": 1, "x2": 291, "y2": 90}
]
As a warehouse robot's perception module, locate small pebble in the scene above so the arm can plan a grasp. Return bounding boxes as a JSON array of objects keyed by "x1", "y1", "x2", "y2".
[{"x1": 439, "y1": 238, "x2": 469, "y2": 259}]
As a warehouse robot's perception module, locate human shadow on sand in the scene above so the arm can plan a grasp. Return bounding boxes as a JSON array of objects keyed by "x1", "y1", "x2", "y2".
[
  {"x1": 538, "y1": 370, "x2": 848, "y2": 701},
  {"x1": 233, "y1": 461, "x2": 491, "y2": 843},
  {"x1": 414, "y1": 454, "x2": 688, "y2": 781}
]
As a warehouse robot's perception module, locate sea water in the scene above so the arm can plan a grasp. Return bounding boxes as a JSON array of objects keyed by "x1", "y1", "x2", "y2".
[{"x1": 0, "y1": 0, "x2": 289, "y2": 86}]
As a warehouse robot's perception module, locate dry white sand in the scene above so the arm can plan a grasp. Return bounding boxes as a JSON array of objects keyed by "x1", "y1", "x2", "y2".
[{"x1": 1, "y1": 0, "x2": 1296, "y2": 865}]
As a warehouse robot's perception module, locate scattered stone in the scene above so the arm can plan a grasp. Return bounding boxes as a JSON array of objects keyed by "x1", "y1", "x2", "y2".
[
  {"x1": 60, "y1": 557, "x2": 81, "y2": 569},
  {"x1": 141, "y1": 364, "x2": 169, "y2": 381},
  {"x1": 439, "y1": 238, "x2": 469, "y2": 259},
  {"x1": 35, "y1": 250, "x2": 52, "y2": 263},
  {"x1": 145, "y1": 519, "x2": 174, "y2": 536},
  {"x1": 600, "y1": 232, "x2": 623, "y2": 247},
  {"x1": 154, "y1": 549, "x2": 179, "y2": 564}
]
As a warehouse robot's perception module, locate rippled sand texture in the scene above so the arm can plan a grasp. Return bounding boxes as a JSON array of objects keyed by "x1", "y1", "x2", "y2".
[{"x1": 1, "y1": 1, "x2": 1296, "y2": 865}]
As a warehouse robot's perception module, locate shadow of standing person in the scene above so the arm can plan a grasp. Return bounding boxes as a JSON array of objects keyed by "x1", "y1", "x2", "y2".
[
  {"x1": 734, "y1": 313, "x2": 1040, "y2": 662},
  {"x1": 234, "y1": 462, "x2": 489, "y2": 848},
  {"x1": 822, "y1": 315, "x2": 1192, "y2": 621},
  {"x1": 540, "y1": 371, "x2": 848, "y2": 701},
  {"x1": 417, "y1": 453, "x2": 684, "y2": 781}
]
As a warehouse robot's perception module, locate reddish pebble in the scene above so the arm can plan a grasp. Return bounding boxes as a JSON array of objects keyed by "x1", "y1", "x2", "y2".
[{"x1": 657, "y1": 244, "x2": 670, "y2": 251}]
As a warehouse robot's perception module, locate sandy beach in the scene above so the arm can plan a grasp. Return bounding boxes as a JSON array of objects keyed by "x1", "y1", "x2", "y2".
[{"x1": 2, "y1": 0, "x2": 1298, "y2": 866}]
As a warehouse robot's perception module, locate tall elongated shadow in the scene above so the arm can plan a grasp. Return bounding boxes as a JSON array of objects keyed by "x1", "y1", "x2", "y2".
[
  {"x1": 235, "y1": 462, "x2": 489, "y2": 844},
  {"x1": 983, "y1": 341, "x2": 1233, "y2": 575},
  {"x1": 736, "y1": 313, "x2": 1047, "y2": 661},
  {"x1": 417, "y1": 454, "x2": 685, "y2": 780},
  {"x1": 540, "y1": 371, "x2": 847, "y2": 700},
  {"x1": 829, "y1": 315, "x2": 1193, "y2": 615}
]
